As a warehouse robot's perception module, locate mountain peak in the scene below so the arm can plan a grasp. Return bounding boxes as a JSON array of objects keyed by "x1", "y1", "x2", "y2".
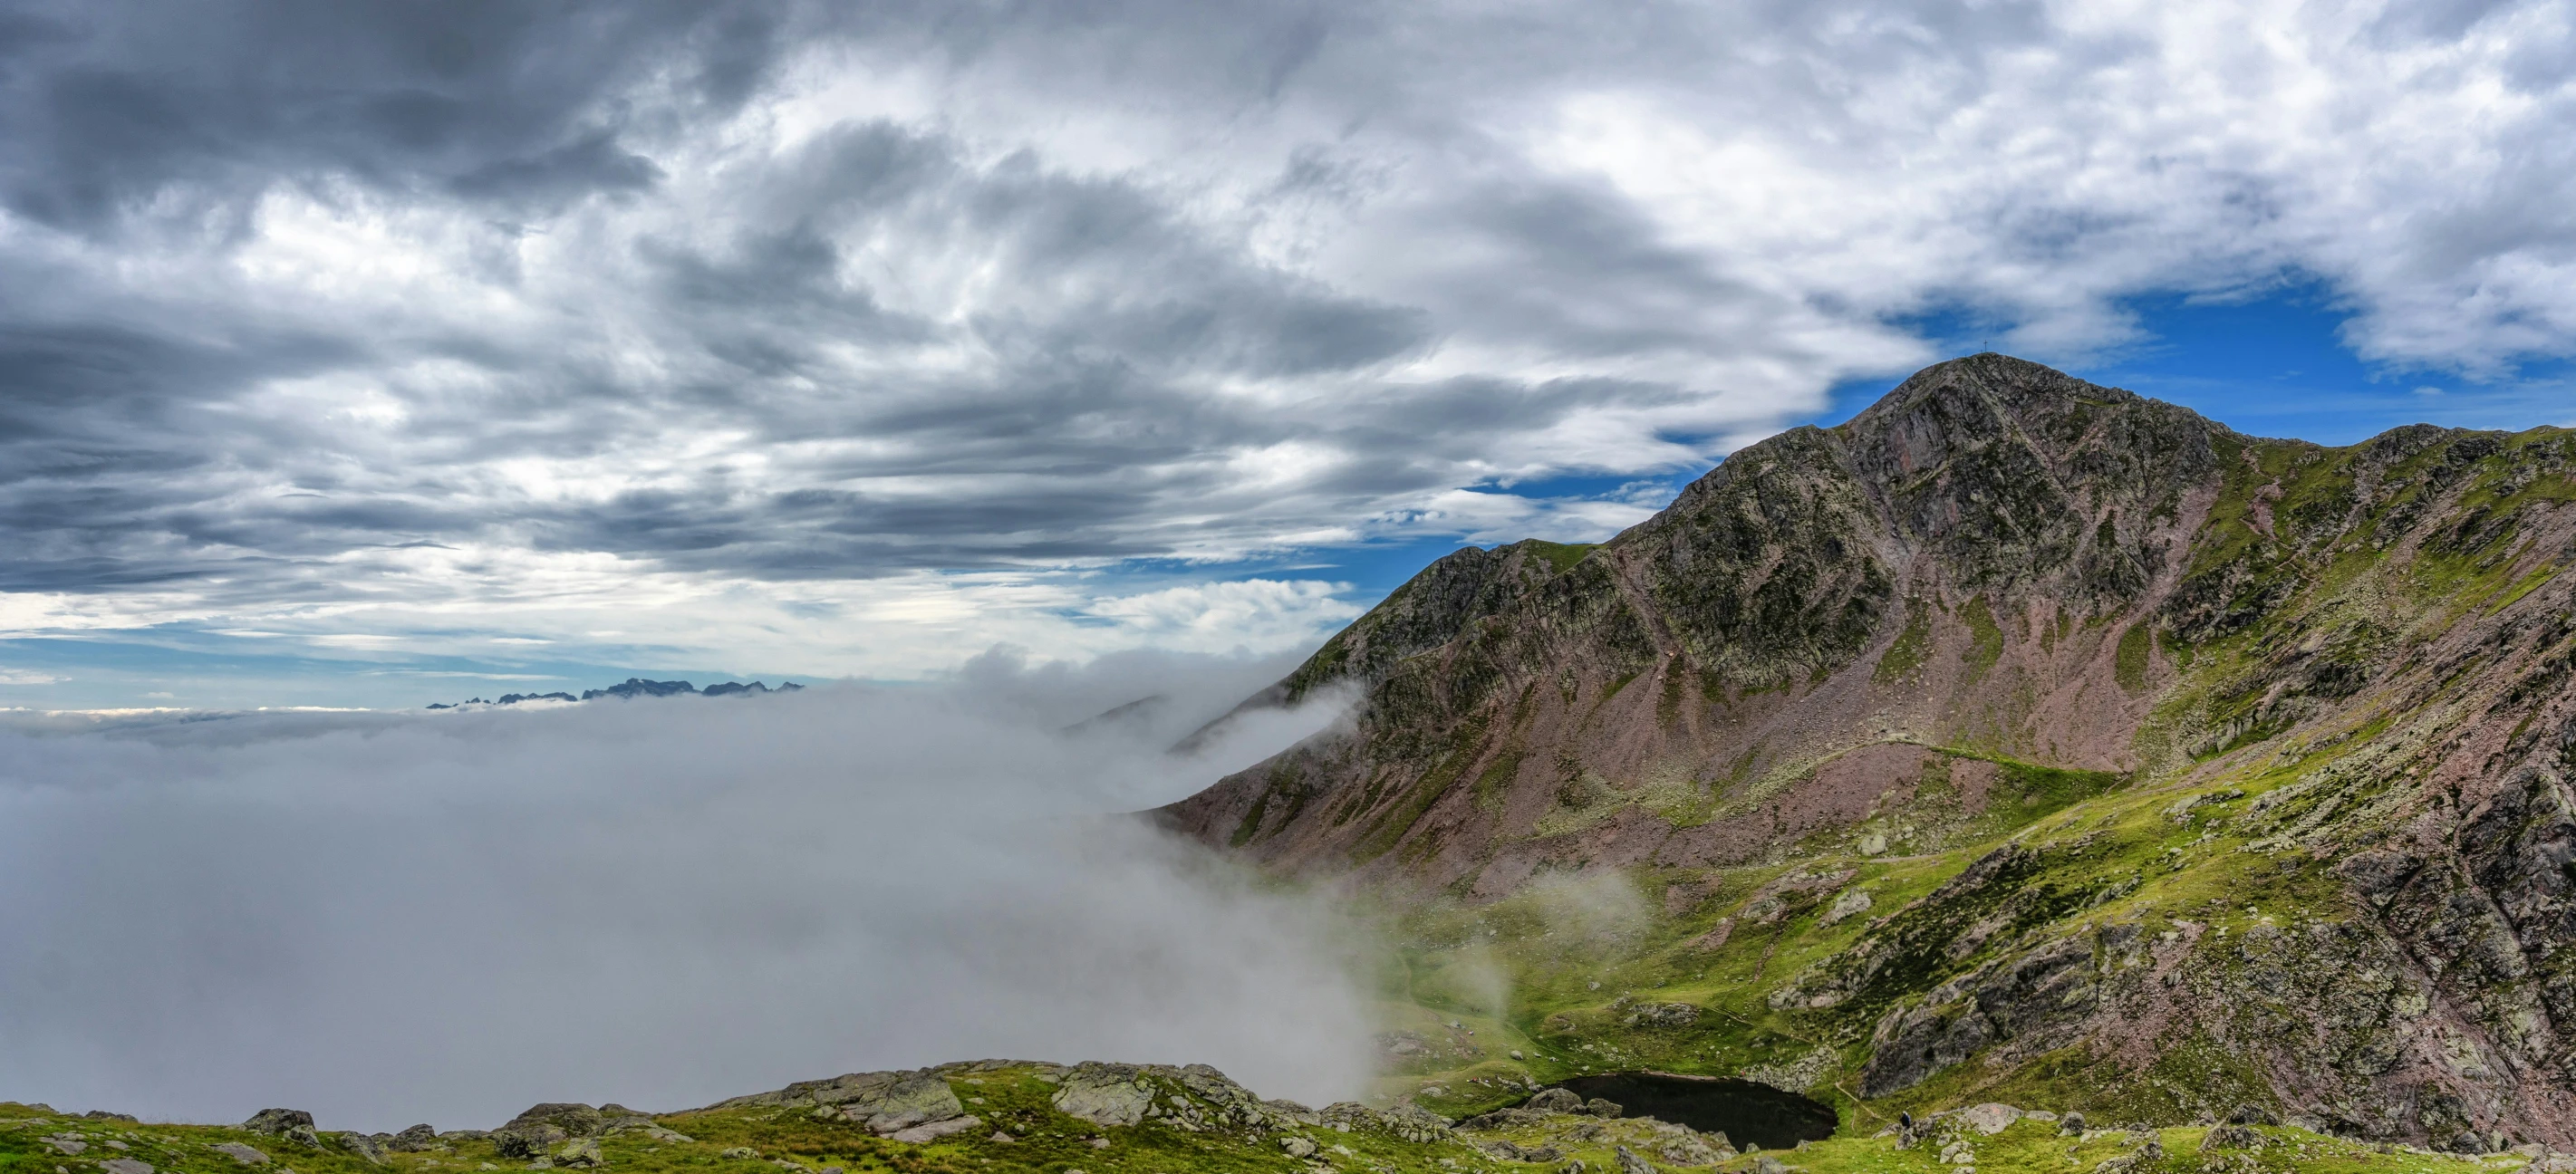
[{"x1": 1163, "y1": 355, "x2": 2576, "y2": 1144}]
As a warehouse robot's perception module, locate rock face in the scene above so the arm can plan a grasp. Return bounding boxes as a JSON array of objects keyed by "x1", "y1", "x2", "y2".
[
  {"x1": 1163, "y1": 353, "x2": 2576, "y2": 1147},
  {"x1": 1166, "y1": 355, "x2": 2226, "y2": 888},
  {"x1": 1050, "y1": 1064, "x2": 1156, "y2": 1128}
]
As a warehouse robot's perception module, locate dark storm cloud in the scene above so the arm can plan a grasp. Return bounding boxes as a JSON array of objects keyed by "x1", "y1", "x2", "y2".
[{"x1": 0, "y1": 1, "x2": 779, "y2": 226}]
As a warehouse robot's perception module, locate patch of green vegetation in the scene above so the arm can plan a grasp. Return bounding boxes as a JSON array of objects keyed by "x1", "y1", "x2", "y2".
[
  {"x1": 1519, "y1": 539, "x2": 1597, "y2": 574},
  {"x1": 2483, "y1": 561, "x2": 2560, "y2": 616},
  {"x1": 1960, "y1": 595, "x2": 2005, "y2": 680},
  {"x1": 1472, "y1": 749, "x2": 1525, "y2": 812},
  {"x1": 2113, "y1": 621, "x2": 2153, "y2": 692},
  {"x1": 1658, "y1": 661, "x2": 1689, "y2": 728},
  {"x1": 1353, "y1": 717, "x2": 1488, "y2": 863},
  {"x1": 1874, "y1": 600, "x2": 1934, "y2": 684}
]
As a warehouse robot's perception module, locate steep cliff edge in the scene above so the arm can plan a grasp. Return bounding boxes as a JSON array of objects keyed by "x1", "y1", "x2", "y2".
[{"x1": 1162, "y1": 353, "x2": 2576, "y2": 1149}]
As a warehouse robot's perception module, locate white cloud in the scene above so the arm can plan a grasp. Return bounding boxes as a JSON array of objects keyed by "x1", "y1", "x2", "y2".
[{"x1": 3, "y1": 0, "x2": 2573, "y2": 697}]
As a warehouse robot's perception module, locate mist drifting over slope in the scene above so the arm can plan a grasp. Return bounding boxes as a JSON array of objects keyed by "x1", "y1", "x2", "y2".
[{"x1": 0, "y1": 652, "x2": 1369, "y2": 1130}]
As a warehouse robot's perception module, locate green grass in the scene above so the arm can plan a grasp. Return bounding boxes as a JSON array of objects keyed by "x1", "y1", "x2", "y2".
[
  {"x1": 5, "y1": 1092, "x2": 2504, "y2": 1174},
  {"x1": 2114, "y1": 622, "x2": 2153, "y2": 692},
  {"x1": 1873, "y1": 601, "x2": 1934, "y2": 684}
]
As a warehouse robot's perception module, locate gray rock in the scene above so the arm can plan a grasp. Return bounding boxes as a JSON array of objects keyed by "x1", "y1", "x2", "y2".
[
  {"x1": 2224, "y1": 1103, "x2": 2277, "y2": 1127},
  {"x1": 719, "y1": 1148, "x2": 758, "y2": 1160},
  {"x1": 1622, "y1": 1003, "x2": 1702, "y2": 1028},
  {"x1": 1525, "y1": 1089, "x2": 1585, "y2": 1113},
  {"x1": 43, "y1": 1138, "x2": 87, "y2": 1156},
  {"x1": 101, "y1": 1160, "x2": 154, "y2": 1174},
  {"x1": 554, "y1": 1139, "x2": 602, "y2": 1169},
  {"x1": 2059, "y1": 1112, "x2": 2086, "y2": 1136},
  {"x1": 885, "y1": 1117, "x2": 980, "y2": 1145},
  {"x1": 1754, "y1": 1157, "x2": 1790, "y2": 1174},
  {"x1": 1613, "y1": 1145, "x2": 1655, "y2": 1174},
  {"x1": 1050, "y1": 1064, "x2": 1154, "y2": 1129},
  {"x1": 2201, "y1": 1124, "x2": 2262, "y2": 1150},
  {"x1": 1278, "y1": 1137, "x2": 1317, "y2": 1158},
  {"x1": 210, "y1": 1144, "x2": 270, "y2": 1165},
  {"x1": 1960, "y1": 1103, "x2": 2022, "y2": 1134},
  {"x1": 337, "y1": 1134, "x2": 387, "y2": 1165},
  {"x1": 384, "y1": 1126, "x2": 438, "y2": 1152},
  {"x1": 1586, "y1": 1097, "x2": 1624, "y2": 1119},
  {"x1": 806, "y1": 1073, "x2": 962, "y2": 1135},
  {"x1": 489, "y1": 1132, "x2": 551, "y2": 1161},
  {"x1": 242, "y1": 1111, "x2": 315, "y2": 1137},
  {"x1": 502, "y1": 1106, "x2": 604, "y2": 1140}
]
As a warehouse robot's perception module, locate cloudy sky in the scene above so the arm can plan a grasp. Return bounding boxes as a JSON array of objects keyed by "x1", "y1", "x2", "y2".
[{"x1": 3, "y1": 0, "x2": 2573, "y2": 708}]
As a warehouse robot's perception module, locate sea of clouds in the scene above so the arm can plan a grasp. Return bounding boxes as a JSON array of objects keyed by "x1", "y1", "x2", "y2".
[{"x1": 0, "y1": 652, "x2": 1372, "y2": 1131}]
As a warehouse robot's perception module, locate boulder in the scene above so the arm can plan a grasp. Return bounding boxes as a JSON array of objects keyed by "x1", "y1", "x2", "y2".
[
  {"x1": 719, "y1": 1148, "x2": 758, "y2": 1160},
  {"x1": 389, "y1": 1125, "x2": 440, "y2": 1152},
  {"x1": 503, "y1": 1105, "x2": 606, "y2": 1139},
  {"x1": 1526, "y1": 1088, "x2": 1586, "y2": 1114},
  {"x1": 1622, "y1": 1003, "x2": 1702, "y2": 1028},
  {"x1": 338, "y1": 1133, "x2": 388, "y2": 1165},
  {"x1": 1050, "y1": 1064, "x2": 1155, "y2": 1128},
  {"x1": 101, "y1": 1160, "x2": 154, "y2": 1174},
  {"x1": 1585, "y1": 1097, "x2": 1624, "y2": 1119},
  {"x1": 2202, "y1": 1124, "x2": 2262, "y2": 1150},
  {"x1": 803, "y1": 1073, "x2": 961, "y2": 1134},
  {"x1": 210, "y1": 1144, "x2": 269, "y2": 1165},
  {"x1": 241, "y1": 1110, "x2": 315, "y2": 1137},
  {"x1": 1279, "y1": 1137, "x2": 1317, "y2": 1158},
  {"x1": 489, "y1": 1132, "x2": 547, "y2": 1161},
  {"x1": 1959, "y1": 1102, "x2": 2023, "y2": 1135},
  {"x1": 885, "y1": 1117, "x2": 980, "y2": 1145},
  {"x1": 1613, "y1": 1145, "x2": 1655, "y2": 1174},
  {"x1": 2225, "y1": 1103, "x2": 2278, "y2": 1127},
  {"x1": 554, "y1": 1139, "x2": 603, "y2": 1169},
  {"x1": 2059, "y1": 1112, "x2": 2086, "y2": 1136}
]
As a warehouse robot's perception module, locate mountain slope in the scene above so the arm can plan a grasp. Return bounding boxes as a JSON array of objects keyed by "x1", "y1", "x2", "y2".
[{"x1": 1161, "y1": 353, "x2": 2576, "y2": 1149}]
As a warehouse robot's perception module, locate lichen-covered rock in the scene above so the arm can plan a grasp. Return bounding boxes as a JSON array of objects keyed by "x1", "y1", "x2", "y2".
[
  {"x1": 387, "y1": 1125, "x2": 439, "y2": 1152},
  {"x1": 336, "y1": 1133, "x2": 387, "y2": 1165},
  {"x1": 1621, "y1": 1002, "x2": 1700, "y2": 1028},
  {"x1": 240, "y1": 1111, "x2": 314, "y2": 1137},
  {"x1": 885, "y1": 1116, "x2": 979, "y2": 1144},
  {"x1": 1049, "y1": 1063, "x2": 1154, "y2": 1128}
]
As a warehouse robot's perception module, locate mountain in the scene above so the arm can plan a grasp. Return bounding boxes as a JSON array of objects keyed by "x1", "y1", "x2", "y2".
[
  {"x1": 1162, "y1": 353, "x2": 2576, "y2": 1150},
  {"x1": 424, "y1": 678, "x2": 802, "y2": 709}
]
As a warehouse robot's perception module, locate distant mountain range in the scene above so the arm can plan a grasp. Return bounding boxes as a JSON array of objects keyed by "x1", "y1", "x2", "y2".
[{"x1": 426, "y1": 678, "x2": 803, "y2": 709}]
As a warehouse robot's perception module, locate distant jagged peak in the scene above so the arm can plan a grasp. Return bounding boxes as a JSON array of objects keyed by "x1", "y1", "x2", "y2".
[{"x1": 424, "y1": 677, "x2": 802, "y2": 710}]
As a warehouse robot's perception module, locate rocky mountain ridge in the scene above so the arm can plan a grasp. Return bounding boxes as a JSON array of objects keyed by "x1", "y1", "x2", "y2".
[
  {"x1": 1161, "y1": 353, "x2": 2576, "y2": 1150},
  {"x1": 425, "y1": 678, "x2": 802, "y2": 709}
]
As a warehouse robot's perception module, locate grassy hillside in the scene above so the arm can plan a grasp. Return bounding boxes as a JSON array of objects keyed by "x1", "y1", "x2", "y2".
[{"x1": 5, "y1": 1068, "x2": 2534, "y2": 1174}]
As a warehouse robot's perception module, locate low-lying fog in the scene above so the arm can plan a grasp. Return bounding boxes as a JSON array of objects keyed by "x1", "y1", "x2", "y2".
[{"x1": 0, "y1": 650, "x2": 1371, "y2": 1131}]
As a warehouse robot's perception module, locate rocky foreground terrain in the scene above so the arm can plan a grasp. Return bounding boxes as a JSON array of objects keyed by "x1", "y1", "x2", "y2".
[
  {"x1": 2, "y1": 1060, "x2": 2549, "y2": 1174},
  {"x1": 1164, "y1": 354, "x2": 2576, "y2": 1150}
]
